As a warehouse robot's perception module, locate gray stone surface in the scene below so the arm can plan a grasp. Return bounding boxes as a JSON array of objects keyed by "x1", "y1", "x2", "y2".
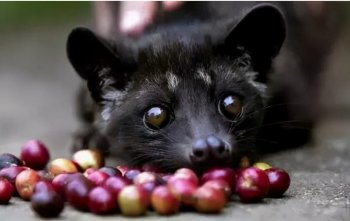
[{"x1": 0, "y1": 14, "x2": 350, "y2": 221}]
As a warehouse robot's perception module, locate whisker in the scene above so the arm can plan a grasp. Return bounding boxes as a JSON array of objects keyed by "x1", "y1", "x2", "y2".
[
  {"x1": 262, "y1": 101, "x2": 306, "y2": 110},
  {"x1": 157, "y1": 129, "x2": 178, "y2": 144},
  {"x1": 228, "y1": 121, "x2": 236, "y2": 134},
  {"x1": 234, "y1": 119, "x2": 311, "y2": 136},
  {"x1": 122, "y1": 124, "x2": 178, "y2": 145},
  {"x1": 244, "y1": 102, "x2": 305, "y2": 119},
  {"x1": 235, "y1": 137, "x2": 280, "y2": 145}
]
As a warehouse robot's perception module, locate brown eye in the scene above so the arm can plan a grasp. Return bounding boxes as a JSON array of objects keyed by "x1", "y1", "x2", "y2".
[
  {"x1": 144, "y1": 106, "x2": 171, "y2": 130},
  {"x1": 218, "y1": 95, "x2": 243, "y2": 120}
]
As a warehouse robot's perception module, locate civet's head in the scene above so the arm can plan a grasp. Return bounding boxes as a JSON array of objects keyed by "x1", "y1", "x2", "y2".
[{"x1": 67, "y1": 4, "x2": 286, "y2": 172}]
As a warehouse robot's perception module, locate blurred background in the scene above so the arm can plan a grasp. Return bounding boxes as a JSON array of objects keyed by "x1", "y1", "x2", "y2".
[
  {"x1": 0, "y1": 1, "x2": 349, "y2": 162},
  {"x1": 0, "y1": 2, "x2": 91, "y2": 157}
]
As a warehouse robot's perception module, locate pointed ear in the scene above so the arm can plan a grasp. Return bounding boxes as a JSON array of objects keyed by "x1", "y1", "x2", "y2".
[
  {"x1": 224, "y1": 4, "x2": 286, "y2": 79},
  {"x1": 67, "y1": 27, "x2": 131, "y2": 103}
]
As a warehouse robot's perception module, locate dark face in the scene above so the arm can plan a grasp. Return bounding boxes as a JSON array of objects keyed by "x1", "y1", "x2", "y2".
[
  {"x1": 67, "y1": 4, "x2": 286, "y2": 172},
  {"x1": 102, "y1": 46, "x2": 266, "y2": 171}
]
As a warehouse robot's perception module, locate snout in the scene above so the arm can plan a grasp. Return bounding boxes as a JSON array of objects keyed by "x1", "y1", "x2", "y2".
[{"x1": 190, "y1": 135, "x2": 231, "y2": 166}]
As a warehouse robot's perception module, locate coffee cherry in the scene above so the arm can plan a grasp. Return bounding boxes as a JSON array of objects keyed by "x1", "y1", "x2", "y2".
[
  {"x1": 161, "y1": 174, "x2": 172, "y2": 182},
  {"x1": 116, "y1": 165, "x2": 129, "y2": 176},
  {"x1": 201, "y1": 167, "x2": 236, "y2": 191},
  {"x1": 133, "y1": 171, "x2": 164, "y2": 196},
  {"x1": 139, "y1": 181, "x2": 161, "y2": 195},
  {"x1": 33, "y1": 181, "x2": 58, "y2": 194},
  {"x1": 65, "y1": 177, "x2": 94, "y2": 211},
  {"x1": 88, "y1": 186, "x2": 117, "y2": 214},
  {"x1": 202, "y1": 179, "x2": 232, "y2": 201},
  {"x1": 253, "y1": 162, "x2": 272, "y2": 171},
  {"x1": 36, "y1": 170, "x2": 54, "y2": 182},
  {"x1": 193, "y1": 185, "x2": 226, "y2": 213},
  {"x1": 0, "y1": 166, "x2": 27, "y2": 190},
  {"x1": 71, "y1": 161, "x2": 83, "y2": 172},
  {"x1": 236, "y1": 167, "x2": 270, "y2": 203},
  {"x1": 15, "y1": 169, "x2": 41, "y2": 200},
  {"x1": 31, "y1": 190, "x2": 64, "y2": 217},
  {"x1": 99, "y1": 166, "x2": 122, "y2": 177},
  {"x1": 48, "y1": 158, "x2": 79, "y2": 176},
  {"x1": 20, "y1": 140, "x2": 50, "y2": 170},
  {"x1": 168, "y1": 178, "x2": 197, "y2": 206},
  {"x1": 118, "y1": 185, "x2": 150, "y2": 216},
  {"x1": 265, "y1": 168, "x2": 290, "y2": 197},
  {"x1": 133, "y1": 172, "x2": 157, "y2": 185},
  {"x1": 66, "y1": 172, "x2": 87, "y2": 183},
  {"x1": 172, "y1": 168, "x2": 199, "y2": 185},
  {"x1": 87, "y1": 171, "x2": 110, "y2": 186},
  {"x1": 124, "y1": 169, "x2": 141, "y2": 183},
  {"x1": 151, "y1": 185, "x2": 180, "y2": 215},
  {"x1": 83, "y1": 168, "x2": 97, "y2": 177},
  {"x1": 0, "y1": 178, "x2": 14, "y2": 204},
  {"x1": 51, "y1": 173, "x2": 70, "y2": 196},
  {"x1": 52, "y1": 173, "x2": 85, "y2": 198},
  {"x1": 72, "y1": 149, "x2": 104, "y2": 170},
  {"x1": 103, "y1": 176, "x2": 129, "y2": 198},
  {"x1": 0, "y1": 153, "x2": 23, "y2": 170}
]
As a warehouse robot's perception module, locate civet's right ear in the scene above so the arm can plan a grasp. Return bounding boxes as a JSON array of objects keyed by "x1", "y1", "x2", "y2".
[{"x1": 67, "y1": 27, "x2": 131, "y2": 103}]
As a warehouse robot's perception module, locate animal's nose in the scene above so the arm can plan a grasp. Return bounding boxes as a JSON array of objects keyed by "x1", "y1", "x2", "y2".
[{"x1": 190, "y1": 135, "x2": 230, "y2": 164}]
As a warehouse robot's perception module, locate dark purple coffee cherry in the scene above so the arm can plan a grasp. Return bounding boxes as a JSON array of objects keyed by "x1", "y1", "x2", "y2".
[
  {"x1": 31, "y1": 190, "x2": 64, "y2": 217},
  {"x1": 99, "y1": 166, "x2": 122, "y2": 177},
  {"x1": 0, "y1": 153, "x2": 23, "y2": 170}
]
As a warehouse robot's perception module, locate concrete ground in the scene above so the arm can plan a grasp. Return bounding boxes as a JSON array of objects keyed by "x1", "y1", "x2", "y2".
[{"x1": 0, "y1": 10, "x2": 349, "y2": 221}]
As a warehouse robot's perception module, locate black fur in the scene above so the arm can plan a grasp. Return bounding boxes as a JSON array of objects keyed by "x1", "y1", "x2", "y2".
[{"x1": 67, "y1": 3, "x2": 340, "y2": 171}]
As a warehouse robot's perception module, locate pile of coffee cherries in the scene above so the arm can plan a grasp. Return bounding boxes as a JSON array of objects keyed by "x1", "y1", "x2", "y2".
[{"x1": 0, "y1": 139, "x2": 290, "y2": 217}]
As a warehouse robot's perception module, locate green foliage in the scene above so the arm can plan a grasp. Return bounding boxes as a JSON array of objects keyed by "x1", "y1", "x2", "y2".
[{"x1": 0, "y1": 2, "x2": 91, "y2": 27}]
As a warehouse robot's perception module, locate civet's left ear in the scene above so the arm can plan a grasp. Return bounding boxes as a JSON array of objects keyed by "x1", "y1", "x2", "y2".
[{"x1": 223, "y1": 4, "x2": 286, "y2": 78}]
